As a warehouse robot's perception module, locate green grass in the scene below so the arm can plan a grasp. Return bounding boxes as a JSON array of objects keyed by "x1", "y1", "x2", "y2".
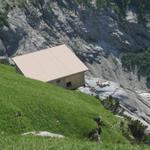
[
  {"x1": 0, "y1": 64, "x2": 149, "y2": 149},
  {"x1": 0, "y1": 136, "x2": 149, "y2": 150}
]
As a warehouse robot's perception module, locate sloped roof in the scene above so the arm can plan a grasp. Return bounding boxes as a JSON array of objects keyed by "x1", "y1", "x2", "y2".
[{"x1": 12, "y1": 44, "x2": 88, "y2": 82}]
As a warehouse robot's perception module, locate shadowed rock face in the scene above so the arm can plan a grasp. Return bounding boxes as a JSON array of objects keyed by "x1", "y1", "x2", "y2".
[{"x1": 0, "y1": 0, "x2": 150, "y2": 129}]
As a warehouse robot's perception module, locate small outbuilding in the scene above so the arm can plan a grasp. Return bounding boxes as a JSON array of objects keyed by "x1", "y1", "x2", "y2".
[{"x1": 12, "y1": 44, "x2": 88, "y2": 89}]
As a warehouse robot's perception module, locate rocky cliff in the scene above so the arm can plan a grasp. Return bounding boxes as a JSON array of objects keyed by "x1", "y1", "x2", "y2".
[{"x1": 1, "y1": 0, "x2": 150, "y2": 133}]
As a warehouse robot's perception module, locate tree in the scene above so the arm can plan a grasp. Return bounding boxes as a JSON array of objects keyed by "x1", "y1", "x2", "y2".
[
  {"x1": 128, "y1": 119, "x2": 147, "y2": 142},
  {"x1": 0, "y1": 11, "x2": 9, "y2": 27}
]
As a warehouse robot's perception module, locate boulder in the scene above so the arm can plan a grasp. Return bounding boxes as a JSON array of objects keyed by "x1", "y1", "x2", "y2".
[{"x1": 22, "y1": 131, "x2": 64, "y2": 138}]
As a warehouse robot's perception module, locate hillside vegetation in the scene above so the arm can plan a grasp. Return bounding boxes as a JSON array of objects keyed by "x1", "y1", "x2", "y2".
[
  {"x1": 0, "y1": 64, "x2": 124, "y2": 140},
  {"x1": 121, "y1": 49, "x2": 150, "y2": 87},
  {"x1": 0, "y1": 64, "x2": 149, "y2": 149}
]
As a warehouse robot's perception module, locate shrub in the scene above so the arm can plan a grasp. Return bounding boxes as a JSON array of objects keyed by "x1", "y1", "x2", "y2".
[
  {"x1": 0, "y1": 11, "x2": 9, "y2": 27},
  {"x1": 96, "y1": 0, "x2": 111, "y2": 8},
  {"x1": 102, "y1": 95, "x2": 120, "y2": 114},
  {"x1": 128, "y1": 119, "x2": 148, "y2": 143},
  {"x1": 121, "y1": 48, "x2": 150, "y2": 87}
]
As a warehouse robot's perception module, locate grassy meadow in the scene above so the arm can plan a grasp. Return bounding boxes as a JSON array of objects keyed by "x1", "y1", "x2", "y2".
[{"x1": 0, "y1": 64, "x2": 149, "y2": 149}]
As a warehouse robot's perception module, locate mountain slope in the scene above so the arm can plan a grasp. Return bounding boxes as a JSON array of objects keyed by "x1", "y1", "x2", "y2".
[
  {"x1": 0, "y1": 0, "x2": 150, "y2": 145},
  {"x1": 0, "y1": 64, "x2": 125, "y2": 142},
  {"x1": 0, "y1": 63, "x2": 149, "y2": 149}
]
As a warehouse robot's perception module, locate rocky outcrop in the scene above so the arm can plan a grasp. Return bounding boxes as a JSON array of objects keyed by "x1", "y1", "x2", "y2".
[
  {"x1": 79, "y1": 77, "x2": 150, "y2": 135},
  {"x1": 0, "y1": 1, "x2": 150, "y2": 57}
]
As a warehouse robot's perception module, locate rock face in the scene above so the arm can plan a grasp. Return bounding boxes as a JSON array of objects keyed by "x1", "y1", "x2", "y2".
[
  {"x1": 0, "y1": 0, "x2": 150, "y2": 130},
  {"x1": 79, "y1": 77, "x2": 150, "y2": 134}
]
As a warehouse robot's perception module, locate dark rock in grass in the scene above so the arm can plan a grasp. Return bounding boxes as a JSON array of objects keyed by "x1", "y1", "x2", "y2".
[
  {"x1": 88, "y1": 117, "x2": 102, "y2": 142},
  {"x1": 88, "y1": 128, "x2": 101, "y2": 142},
  {"x1": 15, "y1": 111, "x2": 22, "y2": 117},
  {"x1": 94, "y1": 117, "x2": 102, "y2": 126}
]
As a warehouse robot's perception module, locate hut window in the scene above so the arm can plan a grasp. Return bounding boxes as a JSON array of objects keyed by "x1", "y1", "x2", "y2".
[{"x1": 66, "y1": 82, "x2": 72, "y2": 88}]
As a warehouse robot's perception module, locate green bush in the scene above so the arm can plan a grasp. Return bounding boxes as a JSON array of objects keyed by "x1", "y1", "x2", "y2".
[
  {"x1": 102, "y1": 96, "x2": 120, "y2": 114},
  {"x1": 128, "y1": 119, "x2": 148, "y2": 143},
  {"x1": 75, "y1": 0, "x2": 91, "y2": 5},
  {"x1": 121, "y1": 49, "x2": 150, "y2": 87},
  {"x1": 0, "y1": 11, "x2": 9, "y2": 27},
  {"x1": 96, "y1": 0, "x2": 111, "y2": 8}
]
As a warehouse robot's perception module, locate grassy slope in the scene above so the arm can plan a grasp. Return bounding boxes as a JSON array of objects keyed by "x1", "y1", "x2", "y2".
[
  {"x1": 0, "y1": 64, "x2": 149, "y2": 149},
  {"x1": 0, "y1": 136, "x2": 149, "y2": 150}
]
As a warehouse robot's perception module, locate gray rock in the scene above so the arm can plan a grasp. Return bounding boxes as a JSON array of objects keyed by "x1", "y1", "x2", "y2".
[
  {"x1": 88, "y1": 129, "x2": 101, "y2": 142},
  {"x1": 22, "y1": 131, "x2": 64, "y2": 138}
]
